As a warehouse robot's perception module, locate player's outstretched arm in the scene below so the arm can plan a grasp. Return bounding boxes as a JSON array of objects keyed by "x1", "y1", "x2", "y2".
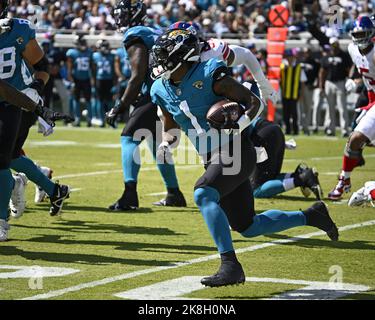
[{"x1": 228, "y1": 45, "x2": 278, "y2": 104}]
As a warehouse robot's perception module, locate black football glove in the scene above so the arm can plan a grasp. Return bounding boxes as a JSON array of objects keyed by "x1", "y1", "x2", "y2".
[
  {"x1": 105, "y1": 103, "x2": 121, "y2": 128},
  {"x1": 156, "y1": 142, "x2": 173, "y2": 165},
  {"x1": 35, "y1": 104, "x2": 74, "y2": 127},
  {"x1": 29, "y1": 79, "x2": 45, "y2": 96}
]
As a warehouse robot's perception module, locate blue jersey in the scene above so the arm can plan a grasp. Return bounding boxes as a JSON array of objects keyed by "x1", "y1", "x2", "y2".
[
  {"x1": 151, "y1": 59, "x2": 229, "y2": 155},
  {"x1": 66, "y1": 48, "x2": 92, "y2": 80},
  {"x1": 0, "y1": 18, "x2": 34, "y2": 100},
  {"x1": 123, "y1": 26, "x2": 162, "y2": 96},
  {"x1": 93, "y1": 52, "x2": 115, "y2": 80}
]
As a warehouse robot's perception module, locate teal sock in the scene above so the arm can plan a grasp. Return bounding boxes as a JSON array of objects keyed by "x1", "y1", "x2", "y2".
[
  {"x1": 121, "y1": 136, "x2": 141, "y2": 183},
  {"x1": 194, "y1": 187, "x2": 233, "y2": 253},
  {"x1": 0, "y1": 169, "x2": 14, "y2": 220},
  {"x1": 148, "y1": 139, "x2": 179, "y2": 189},
  {"x1": 241, "y1": 210, "x2": 306, "y2": 238},
  {"x1": 253, "y1": 180, "x2": 286, "y2": 198},
  {"x1": 10, "y1": 156, "x2": 55, "y2": 197}
]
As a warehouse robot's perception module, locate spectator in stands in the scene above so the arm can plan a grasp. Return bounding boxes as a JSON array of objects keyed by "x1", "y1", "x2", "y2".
[
  {"x1": 252, "y1": 15, "x2": 268, "y2": 37},
  {"x1": 213, "y1": 11, "x2": 229, "y2": 37},
  {"x1": 319, "y1": 38, "x2": 352, "y2": 137}
]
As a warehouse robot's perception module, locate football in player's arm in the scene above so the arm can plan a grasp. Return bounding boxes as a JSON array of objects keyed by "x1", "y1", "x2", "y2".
[{"x1": 150, "y1": 28, "x2": 339, "y2": 288}]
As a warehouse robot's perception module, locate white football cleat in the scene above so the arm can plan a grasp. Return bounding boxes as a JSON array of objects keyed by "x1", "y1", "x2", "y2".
[
  {"x1": 0, "y1": 219, "x2": 10, "y2": 241},
  {"x1": 348, "y1": 181, "x2": 375, "y2": 207},
  {"x1": 9, "y1": 173, "x2": 28, "y2": 219},
  {"x1": 35, "y1": 166, "x2": 53, "y2": 203}
]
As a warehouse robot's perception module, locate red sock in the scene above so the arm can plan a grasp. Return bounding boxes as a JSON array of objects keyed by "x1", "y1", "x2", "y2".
[
  {"x1": 370, "y1": 189, "x2": 375, "y2": 200},
  {"x1": 342, "y1": 155, "x2": 359, "y2": 172}
]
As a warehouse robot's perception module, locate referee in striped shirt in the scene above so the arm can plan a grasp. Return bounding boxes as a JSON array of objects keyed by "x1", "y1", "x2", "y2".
[{"x1": 280, "y1": 49, "x2": 307, "y2": 135}]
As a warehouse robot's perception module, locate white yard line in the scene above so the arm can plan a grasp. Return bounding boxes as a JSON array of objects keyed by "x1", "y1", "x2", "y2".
[
  {"x1": 54, "y1": 165, "x2": 201, "y2": 180},
  {"x1": 114, "y1": 276, "x2": 370, "y2": 300},
  {"x1": 21, "y1": 219, "x2": 375, "y2": 300},
  {"x1": 147, "y1": 192, "x2": 167, "y2": 196}
]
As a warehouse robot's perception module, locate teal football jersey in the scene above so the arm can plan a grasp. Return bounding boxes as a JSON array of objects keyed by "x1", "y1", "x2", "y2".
[
  {"x1": 0, "y1": 18, "x2": 34, "y2": 100},
  {"x1": 123, "y1": 26, "x2": 162, "y2": 96},
  {"x1": 66, "y1": 48, "x2": 92, "y2": 80},
  {"x1": 93, "y1": 52, "x2": 115, "y2": 80},
  {"x1": 151, "y1": 59, "x2": 229, "y2": 155}
]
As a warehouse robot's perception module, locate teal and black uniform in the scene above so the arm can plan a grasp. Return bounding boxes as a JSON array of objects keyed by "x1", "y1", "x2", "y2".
[
  {"x1": 92, "y1": 51, "x2": 116, "y2": 120},
  {"x1": 116, "y1": 25, "x2": 179, "y2": 205},
  {"x1": 151, "y1": 58, "x2": 307, "y2": 255},
  {"x1": 0, "y1": 18, "x2": 56, "y2": 221},
  {"x1": 66, "y1": 47, "x2": 93, "y2": 124},
  {"x1": 120, "y1": 25, "x2": 162, "y2": 136}
]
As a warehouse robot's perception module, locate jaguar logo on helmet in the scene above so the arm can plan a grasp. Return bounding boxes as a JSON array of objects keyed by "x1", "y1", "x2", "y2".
[
  {"x1": 193, "y1": 81, "x2": 203, "y2": 89},
  {"x1": 151, "y1": 29, "x2": 200, "y2": 80}
]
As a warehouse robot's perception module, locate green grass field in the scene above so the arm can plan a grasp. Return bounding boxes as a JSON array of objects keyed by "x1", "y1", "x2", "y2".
[{"x1": 1, "y1": 125, "x2": 375, "y2": 300}]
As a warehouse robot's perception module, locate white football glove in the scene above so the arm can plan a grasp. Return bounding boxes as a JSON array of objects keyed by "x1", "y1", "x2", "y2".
[
  {"x1": 156, "y1": 141, "x2": 173, "y2": 164},
  {"x1": 345, "y1": 79, "x2": 357, "y2": 92},
  {"x1": 21, "y1": 88, "x2": 43, "y2": 105},
  {"x1": 0, "y1": 18, "x2": 12, "y2": 34},
  {"x1": 258, "y1": 80, "x2": 279, "y2": 105},
  {"x1": 37, "y1": 116, "x2": 54, "y2": 137}
]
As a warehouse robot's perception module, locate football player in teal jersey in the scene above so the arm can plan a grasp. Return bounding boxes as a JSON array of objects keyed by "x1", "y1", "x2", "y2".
[
  {"x1": 150, "y1": 28, "x2": 338, "y2": 287},
  {"x1": 0, "y1": 1, "x2": 70, "y2": 241},
  {"x1": 92, "y1": 40, "x2": 116, "y2": 126},
  {"x1": 66, "y1": 35, "x2": 93, "y2": 127},
  {"x1": 105, "y1": 0, "x2": 186, "y2": 211}
]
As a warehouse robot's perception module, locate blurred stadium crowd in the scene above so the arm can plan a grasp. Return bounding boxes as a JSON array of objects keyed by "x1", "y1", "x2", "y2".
[
  {"x1": 6, "y1": 0, "x2": 374, "y2": 37},
  {"x1": 6, "y1": 0, "x2": 375, "y2": 133}
]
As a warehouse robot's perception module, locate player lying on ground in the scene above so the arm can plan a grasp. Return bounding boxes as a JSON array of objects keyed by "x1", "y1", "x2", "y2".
[
  {"x1": 105, "y1": 0, "x2": 186, "y2": 211},
  {"x1": 0, "y1": 1, "x2": 70, "y2": 241},
  {"x1": 328, "y1": 16, "x2": 375, "y2": 200},
  {"x1": 150, "y1": 28, "x2": 339, "y2": 287},
  {"x1": 247, "y1": 114, "x2": 323, "y2": 200}
]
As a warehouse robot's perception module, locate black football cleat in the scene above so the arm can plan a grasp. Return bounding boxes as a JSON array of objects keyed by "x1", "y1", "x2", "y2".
[
  {"x1": 153, "y1": 190, "x2": 187, "y2": 207},
  {"x1": 294, "y1": 163, "x2": 311, "y2": 198},
  {"x1": 201, "y1": 260, "x2": 245, "y2": 287},
  {"x1": 108, "y1": 189, "x2": 139, "y2": 212},
  {"x1": 303, "y1": 201, "x2": 339, "y2": 241},
  {"x1": 49, "y1": 183, "x2": 70, "y2": 216},
  {"x1": 298, "y1": 165, "x2": 323, "y2": 200}
]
